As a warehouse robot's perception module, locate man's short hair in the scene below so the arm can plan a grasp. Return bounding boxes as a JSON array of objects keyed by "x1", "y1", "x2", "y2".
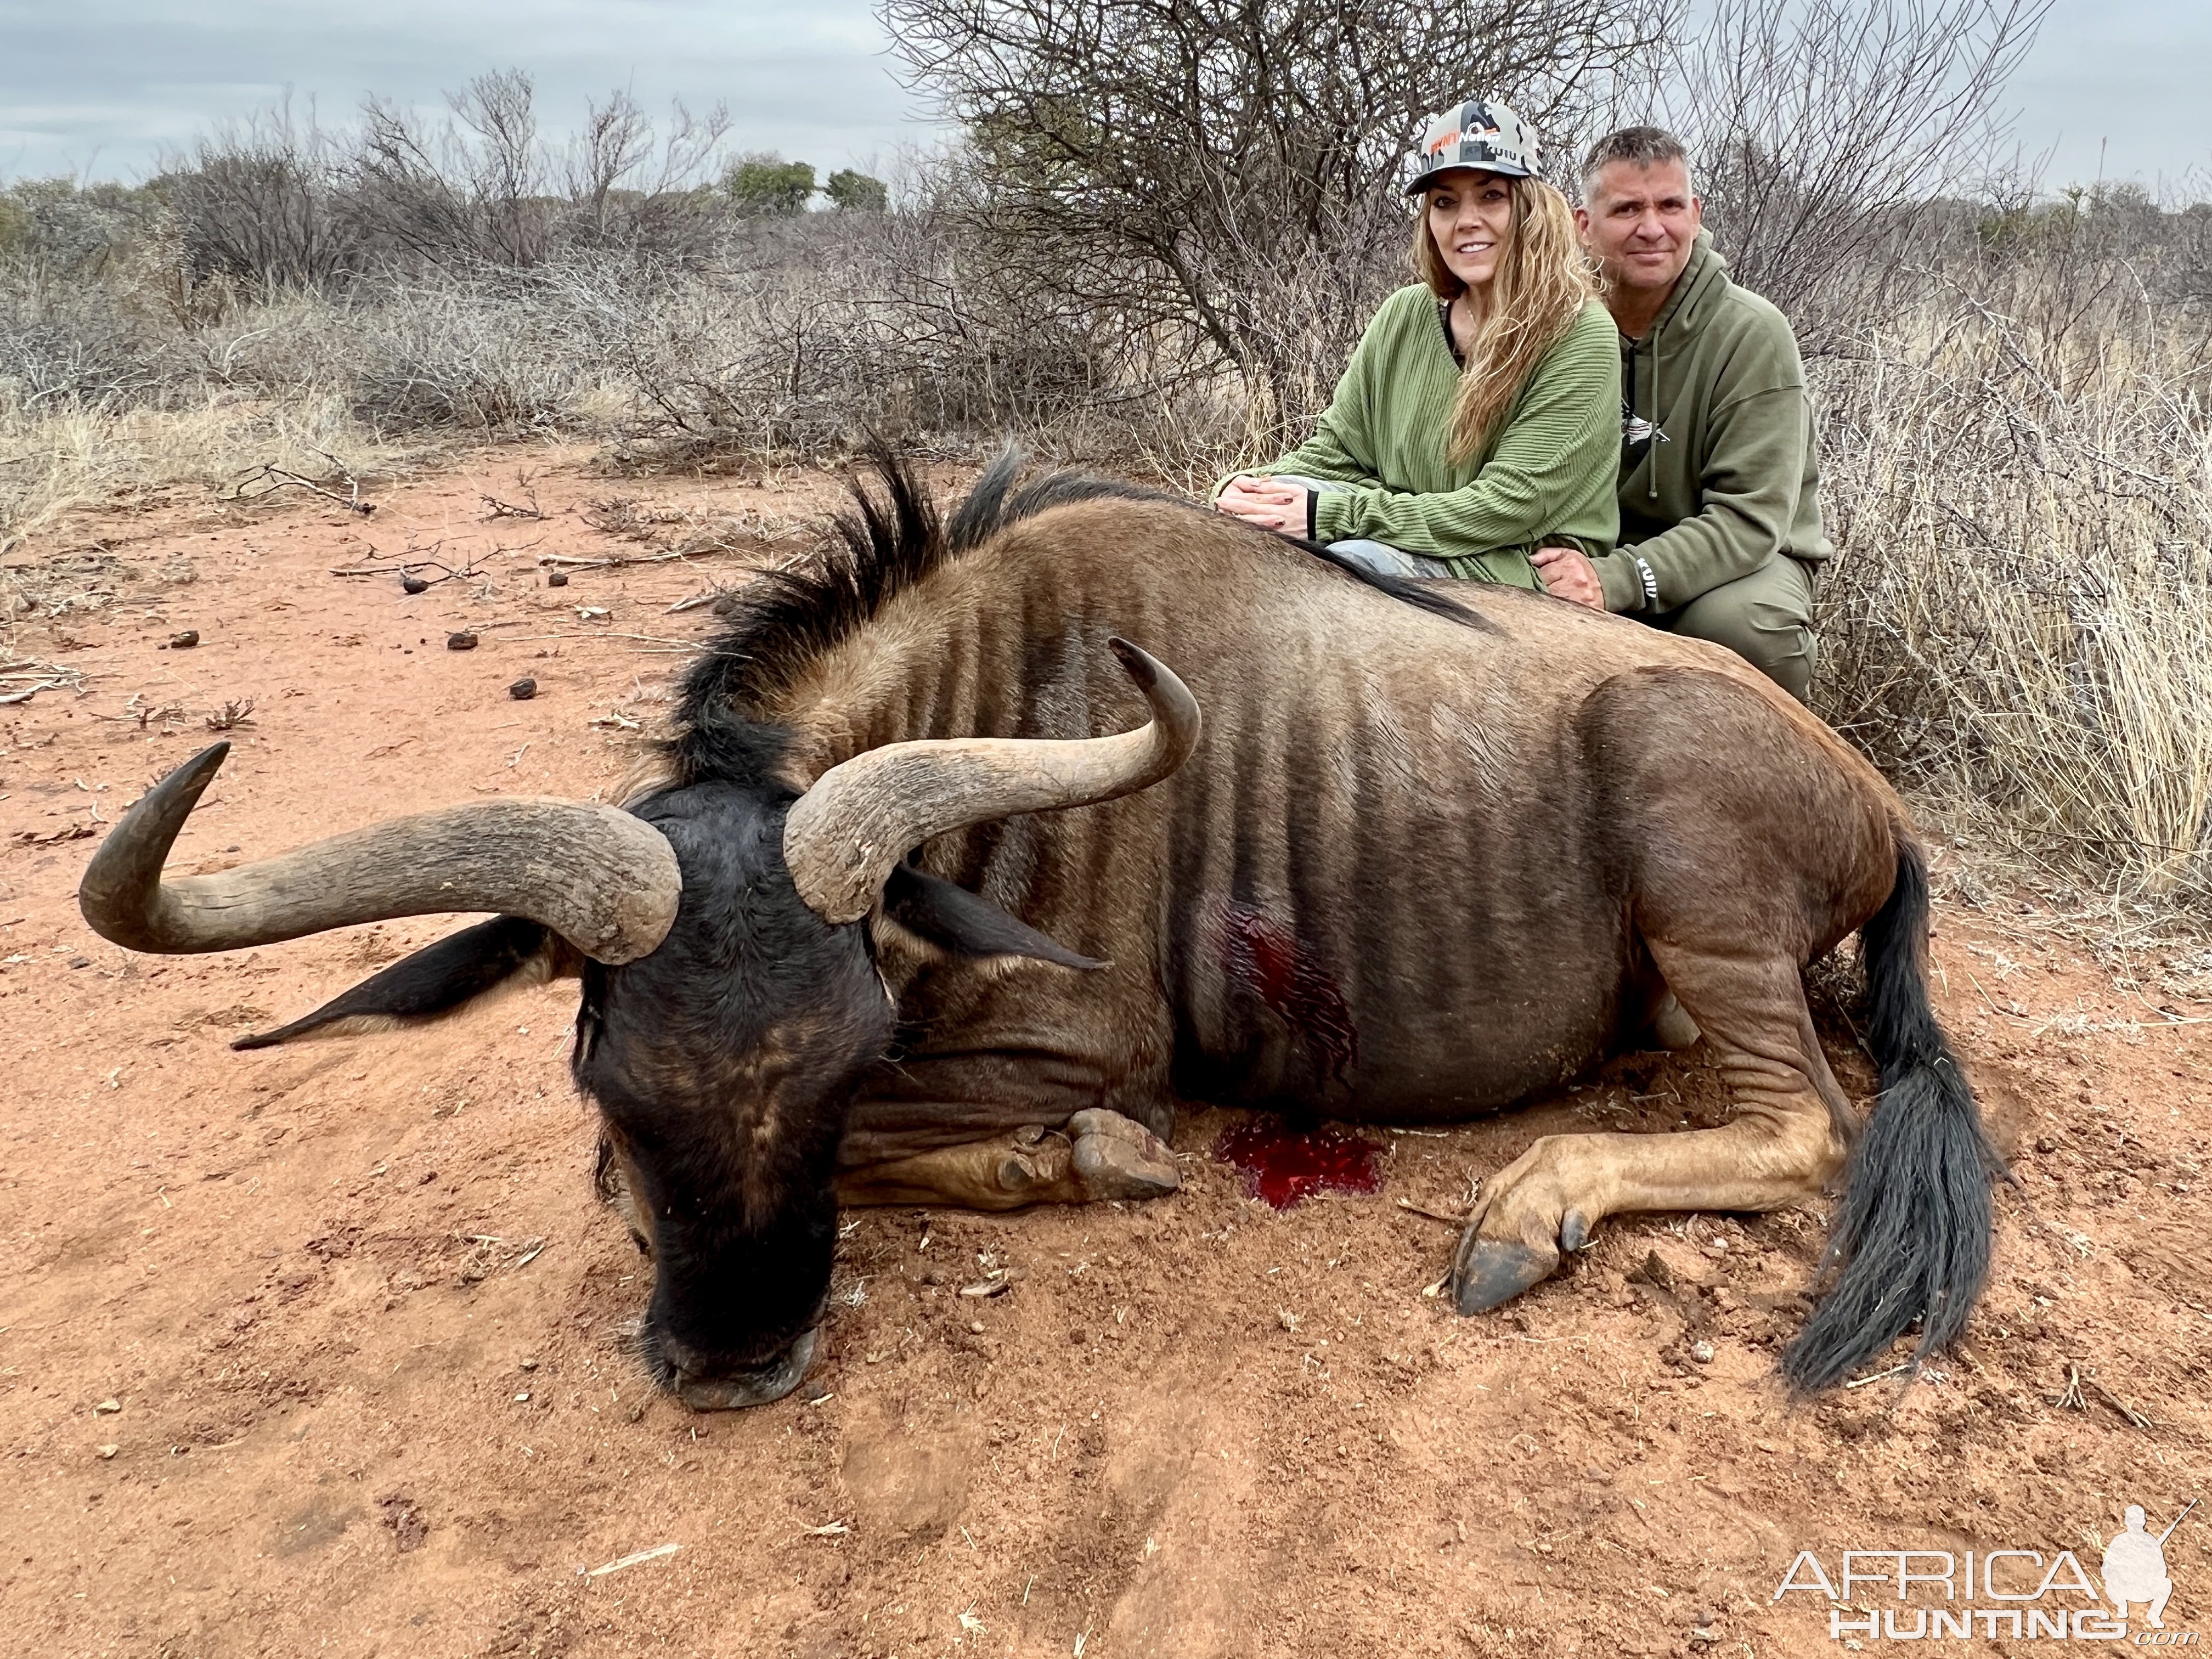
[{"x1": 1581, "y1": 126, "x2": 1694, "y2": 198}]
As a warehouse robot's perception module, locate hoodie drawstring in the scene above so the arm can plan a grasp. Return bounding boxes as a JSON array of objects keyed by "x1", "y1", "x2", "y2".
[{"x1": 1647, "y1": 323, "x2": 1661, "y2": 500}]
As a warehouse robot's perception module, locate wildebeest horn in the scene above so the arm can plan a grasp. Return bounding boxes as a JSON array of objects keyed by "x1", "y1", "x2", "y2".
[
  {"x1": 78, "y1": 742, "x2": 682, "y2": 964},
  {"x1": 783, "y1": 638, "x2": 1200, "y2": 926}
]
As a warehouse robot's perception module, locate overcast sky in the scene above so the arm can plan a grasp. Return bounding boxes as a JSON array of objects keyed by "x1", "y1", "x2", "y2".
[{"x1": 2, "y1": 0, "x2": 2205, "y2": 194}]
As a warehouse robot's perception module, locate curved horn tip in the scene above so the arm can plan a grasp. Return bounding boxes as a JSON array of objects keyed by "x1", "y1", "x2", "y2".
[
  {"x1": 129, "y1": 741, "x2": 233, "y2": 832},
  {"x1": 79, "y1": 741, "x2": 234, "y2": 950},
  {"x1": 168, "y1": 740, "x2": 233, "y2": 794},
  {"x1": 1105, "y1": 636, "x2": 1153, "y2": 682},
  {"x1": 1104, "y1": 637, "x2": 1199, "y2": 746}
]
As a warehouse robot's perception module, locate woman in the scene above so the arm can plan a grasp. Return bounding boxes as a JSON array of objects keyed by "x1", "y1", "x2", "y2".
[{"x1": 1215, "y1": 98, "x2": 1618, "y2": 599}]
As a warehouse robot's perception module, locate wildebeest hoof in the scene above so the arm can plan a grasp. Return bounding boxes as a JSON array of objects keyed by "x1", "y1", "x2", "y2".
[
  {"x1": 1068, "y1": 1107, "x2": 1160, "y2": 1147},
  {"x1": 1449, "y1": 1235, "x2": 1560, "y2": 1314},
  {"x1": 1649, "y1": 990, "x2": 1702, "y2": 1051},
  {"x1": 677, "y1": 1327, "x2": 819, "y2": 1411},
  {"x1": 1069, "y1": 1109, "x2": 1178, "y2": 1200}
]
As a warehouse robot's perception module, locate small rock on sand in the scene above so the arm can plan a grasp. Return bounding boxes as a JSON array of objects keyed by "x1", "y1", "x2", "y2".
[
  {"x1": 447, "y1": 631, "x2": 479, "y2": 651},
  {"x1": 507, "y1": 677, "x2": 538, "y2": 700}
]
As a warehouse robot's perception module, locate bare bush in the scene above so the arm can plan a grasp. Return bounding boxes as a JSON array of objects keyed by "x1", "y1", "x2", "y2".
[
  {"x1": 334, "y1": 269, "x2": 608, "y2": 433},
  {"x1": 158, "y1": 73, "x2": 736, "y2": 295},
  {"x1": 173, "y1": 104, "x2": 365, "y2": 292},
  {"x1": 882, "y1": 0, "x2": 1679, "y2": 446},
  {"x1": 557, "y1": 208, "x2": 1146, "y2": 458},
  {"x1": 0, "y1": 272, "x2": 177, "y2": 408},
  {"x1": 1623, "y1": 0, "x2": 2053, "y2": 326}
]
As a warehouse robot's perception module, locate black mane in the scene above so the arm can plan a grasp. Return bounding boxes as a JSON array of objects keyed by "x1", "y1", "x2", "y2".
[{"x1": 668, "y1": 441, "x2": 1477, "y2": 786}]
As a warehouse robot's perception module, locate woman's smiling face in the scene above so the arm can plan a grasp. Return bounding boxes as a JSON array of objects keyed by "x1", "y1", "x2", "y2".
[{"x1": 1426, "y1": 168, "x2": 1514, "y2": 292}]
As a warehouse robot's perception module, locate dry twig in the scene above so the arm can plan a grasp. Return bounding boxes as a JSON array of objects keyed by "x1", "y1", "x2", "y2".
[
  {"x1": 2049, "y1": 1364, "x2": 2087, "y2": 1412},
  {"x1": 2087, "y1": 1376, "x2": 2154, "y2": 1430},
  {"x1": 225, "y1": 461, "x2": 374, "y2": 516}
]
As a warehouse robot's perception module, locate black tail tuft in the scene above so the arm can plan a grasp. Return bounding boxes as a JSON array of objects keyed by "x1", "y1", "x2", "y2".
[{"x1": 1781, "y1": 836, "x2": 2001, "y2": 1392}]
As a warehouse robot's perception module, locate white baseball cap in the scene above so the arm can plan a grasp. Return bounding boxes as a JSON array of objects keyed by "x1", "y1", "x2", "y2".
[{"x1": 1406, "y1": 97, "x2": 1539, "y2": 193}]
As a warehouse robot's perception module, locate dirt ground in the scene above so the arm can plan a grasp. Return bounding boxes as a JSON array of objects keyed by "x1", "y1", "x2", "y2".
[{"x1": 3, "y1": 449, "x2": 2209, "y2": 1659}]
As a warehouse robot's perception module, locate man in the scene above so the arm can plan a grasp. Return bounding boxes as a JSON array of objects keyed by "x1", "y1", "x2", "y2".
[
  {"x1": 2101, "y1": 1504, "x2": 2177, "y2": 1628},
  {"x1": 1531, "y1": 126, "x2": 1827, "y2": 701}
]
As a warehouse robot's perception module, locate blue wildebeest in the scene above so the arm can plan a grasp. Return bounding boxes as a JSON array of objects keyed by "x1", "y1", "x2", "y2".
[{"x1": 80, "y1": 449, "x2": 1996, "y2": 1409}]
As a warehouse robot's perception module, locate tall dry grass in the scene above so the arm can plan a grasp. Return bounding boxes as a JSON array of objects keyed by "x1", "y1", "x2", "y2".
[
  {"x1": 0, "y1": 270, "x2": 616, "y2": 540},
  {"x1": 4, "y1": 172, "x2": 2210, "y2": 907},
  {"x1": 1813, "y1": 249, "x2": 2212, "y2": 902},
  {"x1": 0, "y1": 386, "x2": 422, "y2": 541}
]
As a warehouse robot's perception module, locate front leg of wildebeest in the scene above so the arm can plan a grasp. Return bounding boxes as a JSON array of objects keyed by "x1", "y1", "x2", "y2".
[
  {"x1": 592, "y1": 1110, "x2": 1179, "y2": 1244},
  {"x1": 827, "y1": 950, "x2": 1184, "y2": 1211},
  {"x1": 832, "y1": 1110, "x2": 1179, "y2": 1209}
]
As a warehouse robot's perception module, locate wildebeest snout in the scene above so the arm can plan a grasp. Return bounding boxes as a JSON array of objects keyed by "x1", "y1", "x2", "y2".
[{"x1": 665, "y1": 1327, "x2": 820, "y2": 1412}]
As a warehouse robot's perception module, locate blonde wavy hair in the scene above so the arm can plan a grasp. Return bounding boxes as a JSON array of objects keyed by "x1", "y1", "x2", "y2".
[{"x1": 1412, "y1": 173, "x2": 1598, "y2": 464}]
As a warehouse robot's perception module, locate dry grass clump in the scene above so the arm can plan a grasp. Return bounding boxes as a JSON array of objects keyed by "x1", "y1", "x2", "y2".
[
  {"x1": 1813, "y1": 253, "x2": 2212, "y2": 903},
  {"x1": 0, "y1": 384, "x2": 422, "y2": 541}
]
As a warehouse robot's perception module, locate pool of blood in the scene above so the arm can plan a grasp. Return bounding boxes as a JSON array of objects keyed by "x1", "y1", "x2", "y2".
[{"x1": 1213, "y1": 1116, "x2": 1383, "y2": 1210}]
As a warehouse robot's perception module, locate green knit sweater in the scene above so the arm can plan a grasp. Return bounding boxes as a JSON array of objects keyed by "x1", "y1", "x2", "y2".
[{"x1": 1249, "y1": 287, "x2": 1621, "y2": 584}]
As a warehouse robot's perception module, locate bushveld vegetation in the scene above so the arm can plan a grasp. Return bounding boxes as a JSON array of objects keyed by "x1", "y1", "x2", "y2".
[{"x1": 3, "y1": 4, "x2": 2210, "y2": 905}]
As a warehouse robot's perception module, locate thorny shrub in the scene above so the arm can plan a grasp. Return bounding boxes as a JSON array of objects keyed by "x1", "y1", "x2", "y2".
[{"x1": 4, "y1": 27, "x2": 2212, "y2": 904}]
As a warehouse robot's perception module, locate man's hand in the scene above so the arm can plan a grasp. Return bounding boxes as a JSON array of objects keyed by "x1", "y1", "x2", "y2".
[
  {"x1": 1532, "y1": 544, "x2": 1607, "y2": 611},
  {"x1": 1213, "y1": 475, "x2": 1310, "y2": 536}
]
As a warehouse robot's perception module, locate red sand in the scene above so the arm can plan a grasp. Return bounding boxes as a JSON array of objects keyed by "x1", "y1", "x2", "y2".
[{"x1": 2, "y1": 452, "x2": 2208, "y2": 1657}]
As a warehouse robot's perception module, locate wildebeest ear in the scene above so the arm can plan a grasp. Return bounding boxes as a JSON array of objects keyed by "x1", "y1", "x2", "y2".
[
  {"x1": 881, "y1": 864, "x2": 1105, "y2": 971},
  {"x1": 232, "y1": 916, "x2": 579, "y2": 1051}
]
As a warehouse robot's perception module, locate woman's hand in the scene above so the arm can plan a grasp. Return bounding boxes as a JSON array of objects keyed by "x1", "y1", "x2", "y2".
[
  {"x1": 1213, "y1": 475, "x2": 1311, "y2": 537},
  {"x1": 1532, "y1": 544, "x2": 1607, "y2": 611}
]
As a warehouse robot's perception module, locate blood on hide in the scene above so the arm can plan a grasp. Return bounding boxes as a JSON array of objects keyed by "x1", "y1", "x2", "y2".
[{"x1": 1215, "y1": 902, "x2": 1358, "y2": 1089}]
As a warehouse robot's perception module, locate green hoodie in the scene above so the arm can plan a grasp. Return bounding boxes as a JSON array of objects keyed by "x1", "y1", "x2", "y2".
[
  {"x1": 1591, "y1": 234, "x2": 1830, "y2": 615},
  {"x1": 1239, "y1": 287, "x2": 1621, "y2": 585}
]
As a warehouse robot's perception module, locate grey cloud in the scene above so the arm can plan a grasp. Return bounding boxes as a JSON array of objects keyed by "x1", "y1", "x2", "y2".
[
  {"x1": 0, "y1": 0, "x2": 923, "y2": 182},
  {"x1": 2, "y1": 0, "x2": 2204, "y2": 190}
]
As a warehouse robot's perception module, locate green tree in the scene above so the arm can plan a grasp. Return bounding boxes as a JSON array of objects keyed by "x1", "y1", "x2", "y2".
[
  {"x1": 723, "y1": 154, "x2": 816, "y2": 216},
  {"x1": 823, "y1": 168, "x2": 888, "y2": 212}
]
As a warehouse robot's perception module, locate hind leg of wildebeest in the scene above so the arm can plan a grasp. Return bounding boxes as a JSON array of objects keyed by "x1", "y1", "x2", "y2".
[
  {"x1": 1451, "y1": 947, "x2": 1854, "y2": 1310},
  {"x1": 1451, "y1": 666, "x2": 1892, "y2": 1314},
  {"x1": 832, "y1": 1110, "x2": 1180, "y2": 1209}
]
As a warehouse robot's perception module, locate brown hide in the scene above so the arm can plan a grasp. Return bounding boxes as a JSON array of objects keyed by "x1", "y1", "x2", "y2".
[{"x1": 745, "y1": 498, "x2": 1900, "y2": 1167}]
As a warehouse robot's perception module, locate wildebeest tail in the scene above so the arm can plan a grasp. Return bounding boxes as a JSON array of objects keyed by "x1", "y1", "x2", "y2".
[{"x1": 1782, "y1": 833, "x2": 2001, "y2": 1392}]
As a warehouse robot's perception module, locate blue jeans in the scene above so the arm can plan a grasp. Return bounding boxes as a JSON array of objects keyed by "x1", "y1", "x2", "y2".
[{"x1": 1274, "y1": 475, "x2": 1455, "y2": 579}]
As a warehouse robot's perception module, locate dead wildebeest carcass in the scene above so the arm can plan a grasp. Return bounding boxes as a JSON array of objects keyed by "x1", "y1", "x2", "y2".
[{"x1": 80, "y1": 447, "x2": 1998, "y2": 1409}]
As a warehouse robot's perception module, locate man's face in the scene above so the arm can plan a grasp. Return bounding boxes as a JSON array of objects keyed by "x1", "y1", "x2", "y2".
[{"x1": 1577, "y1": 159, "x2": 1702, "y2": 297}]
